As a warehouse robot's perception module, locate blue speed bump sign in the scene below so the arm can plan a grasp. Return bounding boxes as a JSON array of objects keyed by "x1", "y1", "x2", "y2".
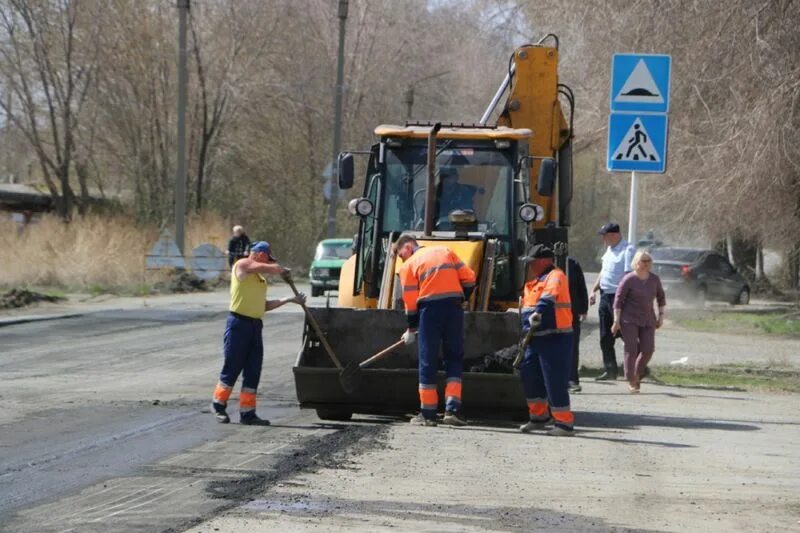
[
  {"x1": 610, "y1": 54, "x2": 671, "y2": 113},
  {"x1": 607, "y1": 113, "x2": 668, "y2": 173}
]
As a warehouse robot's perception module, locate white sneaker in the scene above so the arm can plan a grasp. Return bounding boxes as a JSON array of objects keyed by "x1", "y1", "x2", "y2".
[
  {"x1": 519, "y1": 417, "x2": 553, "y2": 433},
  {"x1": 442, "y1": 411, "x2": 468, "y2": 427},
  {"x1": 547, "y1": 426, "x2": 575, "y2": 437},
  {"x1": 409, "y1": 413, "x2": 437, "y2": 426}
]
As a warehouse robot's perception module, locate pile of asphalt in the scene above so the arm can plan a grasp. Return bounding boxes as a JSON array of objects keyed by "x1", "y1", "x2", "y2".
[
  {"x1": 153, "y1": 270, "x2": 208, "y2": 293},
  {"x1": 0, "y1": 288, "x2": 65, "y2": 309}
]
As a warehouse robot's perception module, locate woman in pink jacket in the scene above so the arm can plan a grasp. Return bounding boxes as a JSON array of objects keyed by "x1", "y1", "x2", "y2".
[{"x1": 611, "y1": 250, "x2": 666, "y2": 393}]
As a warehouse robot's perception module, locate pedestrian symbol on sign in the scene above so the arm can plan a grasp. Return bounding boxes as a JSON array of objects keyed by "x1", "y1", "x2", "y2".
[{"x1": 612, "y1": 118, "x2": 661, "y2": 163}]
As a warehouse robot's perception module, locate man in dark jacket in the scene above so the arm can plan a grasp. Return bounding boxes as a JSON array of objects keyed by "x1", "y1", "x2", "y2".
[
  {"x1": 567, "y1": 257, "x2": 589, "y2": 392},
  {"x1": 227, "y1": 225, "x2": 251, "y2": 268}
]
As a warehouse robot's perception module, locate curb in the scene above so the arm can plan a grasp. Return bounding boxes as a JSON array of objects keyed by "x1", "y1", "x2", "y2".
[{"x1": 0, "y1": 313, "x2": 84, "y2": 328}]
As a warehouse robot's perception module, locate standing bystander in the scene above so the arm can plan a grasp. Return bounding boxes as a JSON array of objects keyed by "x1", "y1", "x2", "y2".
[
  {"x1": 589, "y1": 223, "x2": 636, "y2": 380},
  {"x1": 612, "y1": 250, "x2": 666, "y2": 393},
  {"x1": 567, "y1": 256, "x2": 588, "y2": 392},
  {"x1": 227, "y1": 225, "x2": 251, "y2": 268}
]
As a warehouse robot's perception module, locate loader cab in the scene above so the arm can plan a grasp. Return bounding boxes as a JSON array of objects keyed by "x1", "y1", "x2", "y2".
[{"x1": 342, "y1": 125, "x2": 534, "y2": 308}]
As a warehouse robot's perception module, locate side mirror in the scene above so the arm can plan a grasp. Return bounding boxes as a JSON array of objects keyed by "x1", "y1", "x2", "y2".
[
  {"x1": 537, "y1": 158, "x2": 557, "y2": 197},
  {"x1": 338, "y1": 152, "x2": 354, "y2": 190}
]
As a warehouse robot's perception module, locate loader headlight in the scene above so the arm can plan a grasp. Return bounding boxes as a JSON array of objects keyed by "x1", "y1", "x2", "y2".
[
  {"x1": 347, "y1": 197, "x2": 374, "y2": 217},
  {"x1": 518, "y1": 203, "x2": 543, "y2": 223}
]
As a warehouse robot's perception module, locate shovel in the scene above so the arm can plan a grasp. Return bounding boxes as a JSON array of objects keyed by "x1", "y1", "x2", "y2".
[
  {"x1": 359, "y1": 339, "x2": 406, "y2": 369},
  {"x1": 283, "y1": 274, "x2": 360, "y2": 394}
]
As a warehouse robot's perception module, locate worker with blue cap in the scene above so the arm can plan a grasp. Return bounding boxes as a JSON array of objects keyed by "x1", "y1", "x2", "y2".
[{"x1": 211, "y1": 241, "x2": 306, "y2": 425}]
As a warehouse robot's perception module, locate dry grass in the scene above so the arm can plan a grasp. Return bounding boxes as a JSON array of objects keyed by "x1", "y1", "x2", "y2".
[{"x1": 0, "y1": 213, "x2": 229, "y2": 291}]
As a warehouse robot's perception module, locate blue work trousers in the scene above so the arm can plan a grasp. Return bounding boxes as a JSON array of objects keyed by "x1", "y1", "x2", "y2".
[
  {"x1": 519, "y1": 333, "x2": 574, "y2": 427},
  {"x1": 418, "y1": 298, "x2": 464, "y2": 418},
  {"x1": 219, "y1": 313, "x2": 264, "y2": 391}
]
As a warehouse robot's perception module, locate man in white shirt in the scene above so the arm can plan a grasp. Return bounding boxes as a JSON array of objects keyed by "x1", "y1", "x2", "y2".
[{"x1": 589, "y1": 223, "x2": 635, "y2": 380}]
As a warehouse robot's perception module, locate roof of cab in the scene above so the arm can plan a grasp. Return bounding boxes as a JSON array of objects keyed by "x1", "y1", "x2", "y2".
[{"x1": 374, "y1": 124, "x2": 532, "y2": 140}]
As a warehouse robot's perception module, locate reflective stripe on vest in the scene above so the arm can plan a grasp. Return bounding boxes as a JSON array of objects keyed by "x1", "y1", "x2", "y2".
[{"x1": 522, "y1": 268, "x2": 572, "y2": 332}]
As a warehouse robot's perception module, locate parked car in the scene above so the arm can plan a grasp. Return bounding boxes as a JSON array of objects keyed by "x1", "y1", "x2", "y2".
[
  {"x1": 309, "y1": 238, "x2": 354, "y2": 297},
  {"x1": 650, "y1": 247, "x2": 750, "y2": 304}
]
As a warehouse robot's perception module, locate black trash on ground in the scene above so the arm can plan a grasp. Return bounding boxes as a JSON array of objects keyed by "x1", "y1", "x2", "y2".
[
  {"x1": 153, "y1": 270, "x2": 208, "y2": 293},
  {"x1": 0, "y1": 288, "x2": 66, "y2": 309}
]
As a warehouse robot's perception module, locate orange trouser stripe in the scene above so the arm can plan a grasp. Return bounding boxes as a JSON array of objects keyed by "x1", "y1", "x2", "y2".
[
  {"x1": 528, "y1": 401, "x2": 549, "y2": 417},
  {"x1": 240, "y1": 391, "x2": 257, "y2": 410},
  {"x1": 214, "y1": 383, "x2": 232, "y2": 404},
  {"x1": 419, "y1": 387, "x2": 438, "y2": 409},
  {"x1": 552, "y1": 410, "x2": 574, "y2": 425},
  {"x1": 445, "y1": 381, "x2": 462, "y2": 401}
]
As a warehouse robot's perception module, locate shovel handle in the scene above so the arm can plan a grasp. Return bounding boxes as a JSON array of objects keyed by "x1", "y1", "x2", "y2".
[
  {"x1": 359, "y1": 339, "x2": 406, "y2": 369},
  {"x1": 284, "y1": 276, "x2": 344, "y2": 370}
]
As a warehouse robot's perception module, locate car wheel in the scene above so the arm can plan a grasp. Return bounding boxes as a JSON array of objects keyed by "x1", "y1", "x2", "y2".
[
  {"x1": 311, "y1": 286, "x2": 322, "y2": 297},
  {"x1": 316, "y1": 409, "x2": 352, "y2": 421},
  {"x1": 733, "y1": 287, "x2": 750, "y2": 305}
]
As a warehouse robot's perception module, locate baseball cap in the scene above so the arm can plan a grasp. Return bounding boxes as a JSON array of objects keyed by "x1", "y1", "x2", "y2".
[
  {"x1": 521, "y1": 243, "x2": 554, "y2": 262},
  {"x1": 598, "y1": 223, "x2": 621, "y2": 235},
  {"x1": 250, "y1": 241, "x2": 276, "y2": 261}
]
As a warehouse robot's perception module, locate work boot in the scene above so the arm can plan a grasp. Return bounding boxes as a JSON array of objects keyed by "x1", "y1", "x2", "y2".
[
  {"x1": 547, "y1": 426, "x2": 575, "y2": 437},
  {"x1": 441, "y1": 411, "x2": 468, "y2": 427},
  {"x1": 594, "y1": 371, "x2": 617, "y2": 381},
  {"x1": 211, "y1": 402, "x2": 230, "y2": 424},
  {"x1": 568, "y1": 381, "x2": 582, "y2": 393},
  {"x1": 409, "y1": 413, "x2": 437, "y2": 426},
  {"x1": 240, "y1": 412, "x2": 271, "y2": 426},
  {"x1": 519, "y1": 417, "x2": 553, "y2": 433}
]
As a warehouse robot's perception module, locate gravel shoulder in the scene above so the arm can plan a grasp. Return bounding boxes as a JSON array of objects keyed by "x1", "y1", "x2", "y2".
[{"x1": 188, "y1": 382, "x2": 800, "y2": 533}]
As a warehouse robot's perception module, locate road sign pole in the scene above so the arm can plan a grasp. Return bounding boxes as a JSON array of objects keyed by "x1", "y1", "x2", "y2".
[{"x1": 628, "y1": 171, "x2": 638, "y2": 244}]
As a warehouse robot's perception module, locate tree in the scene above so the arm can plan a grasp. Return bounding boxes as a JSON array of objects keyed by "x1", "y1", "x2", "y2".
[{"x1": 0, "y1": 0, "x2": 102, "y2": 218}]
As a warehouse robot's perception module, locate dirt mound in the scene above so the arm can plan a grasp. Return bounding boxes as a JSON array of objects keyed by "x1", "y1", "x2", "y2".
[
  {"x1": 0, "y1": 288, "x2": 66, "y2": 309},
  {"x1": 153, "y1": 270, "x2": 209, "y2": 293}
]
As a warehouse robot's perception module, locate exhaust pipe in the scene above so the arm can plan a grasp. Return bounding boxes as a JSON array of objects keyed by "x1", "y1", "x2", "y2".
[{"x1": 424, "y1": 122, "x2": 442, "y2": 236}]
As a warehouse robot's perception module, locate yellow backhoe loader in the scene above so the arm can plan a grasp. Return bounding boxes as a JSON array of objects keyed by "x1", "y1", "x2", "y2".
[{"x1": 294, "y1": 36, "x2": 575, "y2": 421}]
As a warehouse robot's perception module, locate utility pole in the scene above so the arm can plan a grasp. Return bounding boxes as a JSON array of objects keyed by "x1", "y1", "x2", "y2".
[
  {"x1": 327, "y1": 0, "x2": 348, "y2": 238},
  {"x1": 175, "y1": 0, "x2": 189, "y2": 255}
]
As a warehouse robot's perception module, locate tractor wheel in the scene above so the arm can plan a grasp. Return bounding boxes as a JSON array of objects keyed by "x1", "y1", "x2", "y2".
[{"x1": 316, "y1": 409, "x2": 353, "y2": 421}]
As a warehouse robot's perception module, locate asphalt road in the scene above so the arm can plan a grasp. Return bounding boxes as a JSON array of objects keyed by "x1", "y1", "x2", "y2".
[
  {"x1": 1, "y1": 284, "x2": 798, "y2": 532},
  {"x1": 0, "y1": 284, "x2": 363, "y2": 532}
]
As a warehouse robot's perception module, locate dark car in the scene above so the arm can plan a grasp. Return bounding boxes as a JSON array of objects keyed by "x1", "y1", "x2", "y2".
[{"x1": 650, "y1": 247, "x2": 750, "y2": 304}]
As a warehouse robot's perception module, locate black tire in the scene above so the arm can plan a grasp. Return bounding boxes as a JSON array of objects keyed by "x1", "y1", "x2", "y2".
[
  {"x1": 316, "y1": 409, "x2": 352, "y2": 421},
  {"x1": 311, "y1": 286, "x2": 323, "y2": 297},
  {"x1": 733, "y1": 287, "x2": 750, "y2": 305}
]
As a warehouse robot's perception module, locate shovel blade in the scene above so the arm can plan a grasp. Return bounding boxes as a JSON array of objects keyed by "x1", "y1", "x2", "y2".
[{"x1": 339, "y1": 362, "x2": 362, "y2": 394}]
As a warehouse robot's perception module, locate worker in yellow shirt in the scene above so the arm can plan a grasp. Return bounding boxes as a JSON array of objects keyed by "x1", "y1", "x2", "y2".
[{"x1": 211, "y1": 241, "x2": 305, "y2": 425}]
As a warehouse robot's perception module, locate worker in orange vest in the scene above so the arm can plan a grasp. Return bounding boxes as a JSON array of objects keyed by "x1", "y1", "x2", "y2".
[
  {"x1": 518, "y1": 244, "x2": 575, "y2": 436},
  {"x1": 395, "y1": 234, "x2": 477, "y2": 427}
]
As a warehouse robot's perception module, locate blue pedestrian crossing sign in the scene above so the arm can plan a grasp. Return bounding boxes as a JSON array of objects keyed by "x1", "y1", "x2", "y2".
[
  {"x1": 610, "y1": 54, "x2": 671, "y2": 113},
  {"x1": 607, "y1": 113, "x2": 668, "y2": 173}
]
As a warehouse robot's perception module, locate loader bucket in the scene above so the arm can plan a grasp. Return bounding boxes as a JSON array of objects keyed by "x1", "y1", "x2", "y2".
[{"x1": 293, "y1": 307, "x2": 528, "y2": 421}]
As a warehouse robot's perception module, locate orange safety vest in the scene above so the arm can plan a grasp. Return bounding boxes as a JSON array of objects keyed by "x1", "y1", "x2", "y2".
[
  {"x1": 399, "y1": 246, "x2": 476, "y2": 319},
  {"x1": 522, "y1": 266, "x2": 573, "y2": 336}
]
